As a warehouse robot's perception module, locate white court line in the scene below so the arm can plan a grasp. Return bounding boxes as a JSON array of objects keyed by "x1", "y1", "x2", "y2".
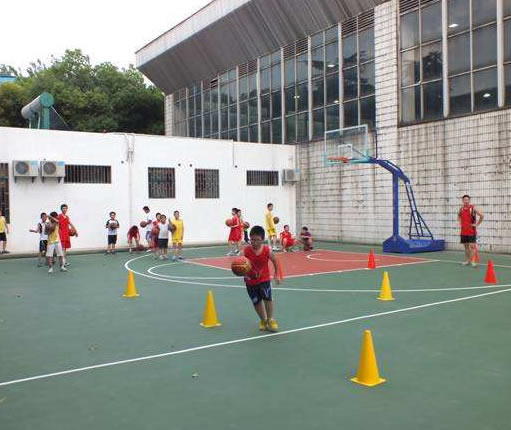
[
  {"x1": 434, "y1": 260, "x2": 511, "y2": 269},
  {"x1": 2, "y1": 287, "x2": 511, "y2": 388},
  {"x1": 148, "y1": 264, "x2": 233, "y2": 280}
]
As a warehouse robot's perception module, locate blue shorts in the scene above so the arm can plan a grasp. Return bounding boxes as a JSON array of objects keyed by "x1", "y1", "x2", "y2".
[{"x1": 246, "y1": 281, "x2": 272, "y2": 305}]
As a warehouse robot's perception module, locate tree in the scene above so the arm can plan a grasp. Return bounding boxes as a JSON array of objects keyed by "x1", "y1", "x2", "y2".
[{"x1": 0, "y1": 49, "x2": 164, "y2": 134}]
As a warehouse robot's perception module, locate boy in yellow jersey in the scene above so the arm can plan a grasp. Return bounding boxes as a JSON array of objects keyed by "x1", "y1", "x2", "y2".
[
  {"x1": 46, "y1": 212, "x2": 67, "y2": 273},
  {"x1": 171, "y1": 210, "x2": 185, "y2": 261},
  {"x1": 265, "y1": 203, "x2": 278, "y2": 251},
  {"x1": 0, "y1": 208, "x2": 9, "y2": 254}
]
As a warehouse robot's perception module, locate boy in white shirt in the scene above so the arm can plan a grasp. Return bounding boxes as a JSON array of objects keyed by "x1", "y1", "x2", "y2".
[
  {"x1": 105, "y1": 211, "x2": 120, "y2": 255},
  {"x1": 29, "y1": 212, "x2": 49, "y2": 267},
  {"x1": 157, "y1": 214, "x2": 169, "y2": 260}
]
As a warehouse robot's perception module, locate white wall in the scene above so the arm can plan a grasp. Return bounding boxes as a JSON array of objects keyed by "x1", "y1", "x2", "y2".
[{"x1": 0, "y1": 127, "x2": 296, "y2": 253}]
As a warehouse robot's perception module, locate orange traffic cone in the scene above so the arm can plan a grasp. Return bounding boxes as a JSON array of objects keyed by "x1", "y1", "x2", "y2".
[
  {"x1": 200, "y1": 290, "x2": 222, "y2": 328},
  {"x1": 367, "y1": 250, "x2": 376, "y2": 269},
  {"x1": 123, "y1": 271, "x2": 139, "y2": 298},
  {"x1": 351, "y1": 330, "x2": 386, "y2": 387},
  {"x1": 485, "y1": 260, "x2": 497, "y2": 284}
]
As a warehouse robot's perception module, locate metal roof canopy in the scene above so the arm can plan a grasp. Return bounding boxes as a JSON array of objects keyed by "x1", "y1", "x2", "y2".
[{"x1": 136, "y1": 0, "x2": 387, "y2": 94}]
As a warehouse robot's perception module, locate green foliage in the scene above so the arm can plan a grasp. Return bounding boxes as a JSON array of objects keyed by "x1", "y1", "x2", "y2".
[{"x1": 0, "y1": 49, "x2": 164, "y2": 134}]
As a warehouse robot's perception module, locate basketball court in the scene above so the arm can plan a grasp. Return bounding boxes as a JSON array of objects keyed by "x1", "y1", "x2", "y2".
[{"x1": 1, "y1": 242, "x2": 511, "y2": 430}]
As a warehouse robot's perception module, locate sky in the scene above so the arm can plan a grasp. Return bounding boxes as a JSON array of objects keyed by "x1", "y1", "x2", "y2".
[{"x1": 0, "y1": 0, "x2": 211, "y2": 73}]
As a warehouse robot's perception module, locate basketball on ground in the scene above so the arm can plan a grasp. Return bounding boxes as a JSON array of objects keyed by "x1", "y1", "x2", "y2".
[
  {"x1": 151, "y1": 226, "x2": 160, "y2": 236},
  {"x1": 273, "y1": 216, "x2": 280, "y2": 224},
  {"x1": 225, "y1": 218, "x2": 234, "y2": 227},
  {"x1": 231, "y1": 256, "x2": 251, "y2": 276},
  {"x1": 243, "y1": 221, "x2": 250, "y2": 229}
]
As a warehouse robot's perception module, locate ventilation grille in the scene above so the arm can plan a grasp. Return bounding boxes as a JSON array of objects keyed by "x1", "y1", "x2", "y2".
[
  {"x1": 400, "y1": 0, "x2": 419, "y2": 13},
  {"x1": 210, "y1": 77, "x2": 218, "y2": 88},
  {"x1": 295, "y1": 37, "x2": 308, "y2": 54},
  {"x1": 358, "y1": 9, "x2": 374, "y2": 30},
  {"x1": 239, "y1": 63, "x2": 248, "y2": 77},
  {"x1": 342, "y1": 17, "x2": 357, "y2": 36},
  {"x1": 248, "y1": 59, "x2": 257, "y2": 73},
  {"x1": 203, "y1": 79, "x2": 211, "y2": 90},
  {"x1": 283, "y1": 44, "x2": 295, "y2": 59}
]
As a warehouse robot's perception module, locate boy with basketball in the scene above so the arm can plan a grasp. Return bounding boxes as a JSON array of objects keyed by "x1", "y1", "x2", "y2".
[
  {"x1": 265, "y1": 203, "x2": 278, "y2": 251},
  {"x1": 29, "y1": 212, "x2": 49, "y2": 266},
  {"x1": 58, "y1": 204, "x2": 78, "y2": 266},
  {"x1": 105, "y1": 211, "x2": 120, "y2": 255},
  {"x1": 242, "y1": 225, "x2": 282, "y2": 332},
  {"x1": 142, "y1": 206, "x2": 153, "y2": 249},
  {"x1": 227, "y1": 208, "x2": 241, "y2": 256},
  {"x1": 171, "y1": 210, "x2": 184, "y2": 261},
  {"x1": 157, "y1": 214, "x2": 169, "y2": 259},
  {"x1": 46, "y1": 212, "x2": 67, "y2": 273},
  {"x1": 458, "y1": 195, "x2": 483, "y2": 267},
  {"x1": 0, "y1": 208, "x2": 10, "y2": 254}
]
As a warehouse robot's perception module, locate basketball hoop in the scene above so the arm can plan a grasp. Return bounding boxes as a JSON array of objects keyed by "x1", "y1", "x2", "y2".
[{"x1": 327, "y1": 156, "x2": 350, "y2": 164}]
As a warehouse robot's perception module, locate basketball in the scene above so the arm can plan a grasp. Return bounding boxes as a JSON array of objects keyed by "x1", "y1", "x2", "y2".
[
  {"x1": 69, "y1": 226, "x2": 77, "y2": 236},
  {"x1": 137, "y1": 244, "x2": 145, "y2": 251},
  {"x1": 151, "y1": 226, "x2": 160, "y2": 236},
  {"x1": 140, "y1": 221, "x2": 147, "y2": 228},
  {"x1": 231, "y1": 256, "x2": 252, "y2": 276},
  {"x1": 225, "y1": 218, "x2": 234, "y2": 227},
  {"x1": 109, "y1": 221, "x2": 117, "y2": 229},
  {"x1": 273, "y1": 216, "x2": 280, "y2": 224},
  {"x1": 169, "y1": 223, "x2": 177, "y2": 233},
  {"x1": 243, "y1": 221, "x2": 250, "y2": 229}
]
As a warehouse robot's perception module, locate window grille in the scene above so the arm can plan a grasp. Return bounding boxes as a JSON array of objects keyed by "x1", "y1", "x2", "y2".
[
  {"x1": 148, "y1": 167, "x2": 176, "y2": 199},
  {"x1": 247, "y1": 170, "x2": 279, "y2": 186},
  {"x1": 195, "y1": 169, "x2": 219, "y2": 198},
  {"x1": 64, "y1": 165, "x2": 111, "y2": 184}
]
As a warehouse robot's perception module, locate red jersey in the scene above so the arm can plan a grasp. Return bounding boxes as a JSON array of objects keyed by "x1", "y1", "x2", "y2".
[
  {"x1": 459, "y1": 205, "x2": 476, "y2": 236},
  {"x1": 243, "y1": 245, "x2": 271, "y2": 286},
  {"x1": 228, "y1": 216, "x2": 241, "y2": 241},
  {"x1": 280, "y1": 231, "x2": 292, "y2": 242},
  {"x1": 58, "y1": 214, "x2": 70, "y2": 239}
]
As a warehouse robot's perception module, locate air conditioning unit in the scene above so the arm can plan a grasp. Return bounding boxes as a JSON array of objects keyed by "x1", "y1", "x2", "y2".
[
  {"x1": 40, "y1": 161, "x2": 65, "y2": 182},
  {"x1": 283, "y1": 168, "x2": 300, "y2": 183},
  {"x1": 13, "y1": 160, "x2": 39, "y2": 182}
]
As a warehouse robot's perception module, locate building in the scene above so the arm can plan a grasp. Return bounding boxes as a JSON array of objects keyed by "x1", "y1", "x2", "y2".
[
  {"x1": 0, "y1": 74, "x2": 16, "y2": 86},
  {"x1": 136, "y1": 0, "x2": 511, "y2": 253}
]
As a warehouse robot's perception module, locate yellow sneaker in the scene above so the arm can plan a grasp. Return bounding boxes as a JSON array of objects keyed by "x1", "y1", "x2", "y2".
[
  {"x1": 258, "y1": 320, "x2": 267, "y2": 331},
  {"x1": 267, "y1": 319, "x2": 279, "y2": 332}
]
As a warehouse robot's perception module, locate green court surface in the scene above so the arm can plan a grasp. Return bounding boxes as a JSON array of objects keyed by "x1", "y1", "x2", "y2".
[{"x1": 1, "y1": 242, "x2": 511, "y2": 430}]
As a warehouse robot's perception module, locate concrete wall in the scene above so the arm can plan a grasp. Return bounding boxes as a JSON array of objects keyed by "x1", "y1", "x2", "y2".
[
  {"x1": 296, "y1": 0, "x2": 511, "y2": 253},
  {"x1": 0, "y1": 127, "x2": 296, "y2": 253}
]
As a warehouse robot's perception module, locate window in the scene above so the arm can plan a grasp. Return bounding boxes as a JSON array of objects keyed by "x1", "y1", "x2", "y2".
[
  {"x1": 148, "y1": 168, "x2": 175, "y2": 199},
  {"x1": 172, "y1": 88, "x2": 187, "y2": 137},
  {"x1": 505, "y1": 1, "x2": 511, "y2": 105},
  {"x1": 0, "y1": 163, "x2": 9, "y2": 223},
  {"x1": 195, "y1": 169, "x2": 219, "y2": 198},
  {"x1": 246, "y1": 170, "x2": 279, "y2": 186},
  {"x1": 64, "y1": 165, "x2": 111, "y2": 184},
  {"x1": 187, "y1": 83, "x2": 202, "y2": 138}
]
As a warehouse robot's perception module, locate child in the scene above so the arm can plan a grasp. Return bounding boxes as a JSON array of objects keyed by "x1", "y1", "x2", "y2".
[
  {"x1": 29, "y1": 212, "x2": 49, "y2": 266},
  {"x1": 279, "y1": 225, "x2": 296, "y2": 252},
  {"x1": 58, "y1": 204, "x2": 78, "y2": 266},
  {"x1": 242, "y1": 225, "x2": 282, "y2": 332},
  {"x1": 458, "y1": 194, "x2": 484, "y2": 267},
  {"x1": 157, "y1": 214, "x2": 169, "y2": 260},
  {"x1": 237, "y1": 209, "x2": 245, "y2": 251},
  {"x1": 127, "y1": 225, "x2": 141, "y2": 254},
  {"x1": 171, "y1": 210, "x2": 184, "y2": 262},
  {"x1": 300, "y1": 226, "x2": 314, "y2": 251},
  {"x1": 151, "y1": 213, "x2": 162, "y2": 257},
  {"x1": 46, "y1": 212, "x2": 67, "y2": 273},
  {"x1": 265, "y1": 203, "x2": 278, "y2": 251},
  {"x1": 142, "y1": 206, "x2": 154, "y2": 250},
  {"x1": 105, "y1": 211, "x2": 120, "y2": 255},
  {"x1": 227, "y1": 208, "x2": 241, "y2": 256},
  {"x1": 0, "y1": 208, "x2": 9, "y2": 254}
]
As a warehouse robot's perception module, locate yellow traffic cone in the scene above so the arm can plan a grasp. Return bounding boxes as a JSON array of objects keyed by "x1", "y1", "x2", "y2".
[
  {"x1": 123, "y1": 271, "x2": 139, "y2": 298},
  {"x1": 351, "y1": 330, "x2": 386, "y2": 387},
  {"x1": 200, "y1": 290, "x2": 222, "y2": 328},
  {"x1": 378, "y1": 271, "x2": 395, "y2": 301}
]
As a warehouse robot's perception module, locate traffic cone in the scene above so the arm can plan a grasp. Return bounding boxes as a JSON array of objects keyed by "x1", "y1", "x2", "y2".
[
  {"x1": 378, "y1": 271, "x2": 395, "y2": 301},
  {"x1": 200, "y1": 290, "x2": 222, "y2": 328},
  {"x1": 123, "y1": 271, "x2": 139, "y2": 298},
  {"x1": 367, "y1": 250, "x2": 376, "y2": 269},
  {"x1": 485, "y1": 260, "x2": 497, "y2": 284},
  {"x1": 351, "y1": 330, "x2": 386, "y2": 387}
]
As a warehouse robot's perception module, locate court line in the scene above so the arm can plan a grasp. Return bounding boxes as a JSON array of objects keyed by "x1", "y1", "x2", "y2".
[{"x1": 2, "y1": 287, "x2": 510, "y2": 388}]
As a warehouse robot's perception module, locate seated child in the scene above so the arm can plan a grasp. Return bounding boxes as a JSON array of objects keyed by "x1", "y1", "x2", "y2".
[
  {"x1": 299, "y1": 226, "x2": 314, "y2": 251},
  {"x1": 127, "y1": 225, "x2": 141, "y2": 254},
  {"x1": 279, "y1": 225, "x2": 296, "y2": 252}
]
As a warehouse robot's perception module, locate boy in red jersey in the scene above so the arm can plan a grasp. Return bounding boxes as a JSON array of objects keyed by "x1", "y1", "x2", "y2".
[
  {"x1": 227, "y1": 208, "x2": 241, "y2": 256},
  {"x1": 279, "y1": 224, "x2": 296, "y2": 252},
  {"x1": 127, "y1": 225, "x2": 141, "y2": 254},
  {"x1": 58, "y1": 204, "x2": 78, "y2": 266},
  {"x1": 457, "y1": 194, "x2": 483, "y2": 267},
  {"x1": 242, "y1": 225, "x2": 282, "y2": 332}
]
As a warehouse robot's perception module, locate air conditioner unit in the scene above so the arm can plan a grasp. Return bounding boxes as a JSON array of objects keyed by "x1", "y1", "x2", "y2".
[
  {"x1": 40, "y1": 161, "x2": 65, "y2": 182},
  {"x1": 12, "y1": 160, "x2": 39, "y2": 182},
  {"x1": 283, "y1": 168, "x2": 300, "y2": 183}
]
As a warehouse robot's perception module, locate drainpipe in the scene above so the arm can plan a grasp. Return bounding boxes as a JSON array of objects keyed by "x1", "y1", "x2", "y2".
[{"x1": 123, "y1": 134, "x2": 135, "y2": 228}]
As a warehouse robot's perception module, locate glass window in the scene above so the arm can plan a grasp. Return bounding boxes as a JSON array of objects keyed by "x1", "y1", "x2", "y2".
[
  {"x1": 360, "y1": 96, "x2": 375, "y2": 129},
  {"x1": 239, "y1": 77, "x2": 248, "y2": 101},
  {"x1": 211, "y1": 89, "x2": 218, "y2": 111},
  {"x1": 344, "y1": 100, "x2": 359, "y2": 127},
  {"x1": 422, "y1": 42, "x2": 442, "y2": 81},
  {"x1": 343, "y1": 67, "x2": 358, "y2": 100},
  {"x1": 271, "y1": 64, "x2": 281, "y2": 90},
  {"x1": 312, "y1": 79, "x2": 324, "y2": 108},
  {"x1": 271, "y1": 50, "x2": 281, "y2": 64},
  {"x1": 240, "y1": 127, "x2": 249, "y2": 142},
  {"x1": 449, "y1": 74, "x2": 471, "y2": 115},
  {"x1": 472, "y1": 0, "x2": 496, "y2": 27},
  {"x1": 311, "y1": 32, "x2": 324, "y2": 48},
  {"x1": 401, "y1": 11, "x2": 419, "y2": 50},
  {"x1": 296, "y1": 112, "x2": 309, "y2": 141},
  {"x1": 220, "y1": 84, "x2": 229, "y2": 107},
  {"x1": 359, "y1": 28, "x2": 375, "y2": 63},
  {"x1": 325, "y1": 42, "x2": 339, "y2": 72},
  {"x1": 248, "y1": 74, "x2": 257, "y2": 98},
  {"x1": 285, "y1": 115, "x2": 296, "y2": 142},
  {"x1": 239, "y1": 102, "x2": 248, "y2": 127},
  {"x1": 229, "y1": 104, "x2": 237, "y2": 129},
  {"x1": 249, "y1": 124, "x2": 258, "y2": 142},
  {"x1": 423, "y1": 80, "x2": 443, "y2": 120},
  {"x1": 505, "y1": 0, "x2": 511, "y2": 16},
  {"x1": 260, "y1": 68, "x2": 270, "y2": 94},
  {"x1": 422, "y1": 2, "x2": 442, "y2": 43},
  {"x1": 312, "y1": 47, "x2": 324, "y2": 78},
  {"x1": 326, "y1": 104, "x2": 339, "y2": 131},
  {"x1": 473, "y1": 25, "x2": 497, "y2": 69},
  {"x1": 272, "y1": 118, "x2": 282, "y2": 143},
  {"x1": 401, "y1": 86, "x2": 421, "y2": 124},
  {"x1": 204, "y1": 114, "x2": 210, "y2": 135},
  {"x1": 296, "y1": 83, "x2": 308, "y2": 112},
  {"x1": 271, "y1": 91, "x2": 282, "y2": 118},
  {"x1": 296, "y1": 53, "x2": 308, "y2": 82},
  {"x1": 505, "y1": 19, "x2": 511, "y2": 62},
  {"x1": 325, "y1": 26, "x2": 338, "y2": 42},
  {"x1": 402, "y1": 48, "x2": 420, "y2": 86},
  {"x1": 260, "y1": 55, "x2": 270, "y2": 69},
  {"x1": 211, "y1": 112, "x2": 218, "y2": 134},
  {"x1": 360, "y1": 62, "x2": 375, "y2": 96},
  {"x1": 474, "y1": 68, "x2": 498, "y2": 111},
  {"x1": 326, "y1": 73, "x2": 339, "y2": 105},
  {"x1": 220, "y1": 108, "x2": 228, "y2": 131},
  {"x1": 203, "y1": 90, "x2": 210, "y2": 113},
  {"x1": 448, "y1": 0, "x2": 470, "y2": 34},
  {"x1": 261, "y1": 122, "x2": 271, "y2": 143},
  {"x1": 448, "y1": 33, "x2": 470, "y2": 75},
  {"x1": 285, "y1": 87, "x2": 295, "y2": 114},
  {"x1": 228, "y1": 82, "x2": 236, "y2": 104},
  {"x1": 505, "y1": 64, "x2": 511, "y2": 105},
  {"x1": 249, "y1": 98, "x2": 258, "y2": 124},
  {"x1": 313, "y1": 109, "x2": 325, "y2": 138},
  {"x1": 261, "y1": 95, "x2": 270, "y2": 121},
  {"x1": 284, "y1": 59, "x2": 295, "y2": 86},
  {"x1": 343, "y1": 34, "x2": 357, "y2": 68}
]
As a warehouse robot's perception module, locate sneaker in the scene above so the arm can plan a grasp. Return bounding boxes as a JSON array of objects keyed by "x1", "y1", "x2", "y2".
[
  {"x1": 267, "y1": 319, "x2": 279, "y2": 332},
  {"x1": 104, "y1": 251, "x2": 110, "y2": 255},
  {"x1": 129, "y1": 249, "x2": 133, "y2": 254},
  {"x1": 462, "y1": 261, "x2": 470, "y2": 266},
  {"x1": 64, "y1": 262, "x2": 70, "y2": 267},
  {"x1": 178, "y1": 256, "x2": 184, "y2": 260},
  {"x1": 226, "y1": 251, "x2": 234, "y2": 256},
  {"x1": 172, "y1": 256, "x2": 177, "y2": 262},
  {"x1": 48, "y1": 267, "x2": 53, "y2": 274},
  {"x1": 258, "y1": 320, "x2": 267, "y2": 331},
  {"x1": 60, "y1": 266, "x2": 68, "y2": 272},
  {"x1": 471, "y1": 261, "x2": 478, "y2": 268},
  {"x1": 112, "y1": 251, "x2": 116, "y2": 255},
  {"x1": 2, "y1": 250, "x2": 10, "y2": 254}
]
